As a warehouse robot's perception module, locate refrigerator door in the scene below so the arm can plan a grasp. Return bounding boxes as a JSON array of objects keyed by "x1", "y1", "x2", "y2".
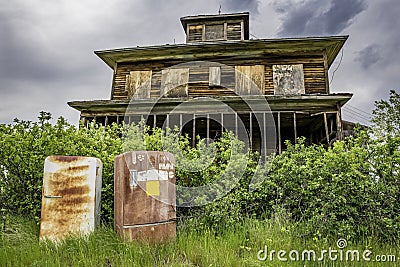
[
  {"x1": 40, "y1": 156, "x2": 102, "y2": 242},
  {"x1": 114, "y1": 151, "x2": 176, "y2": 242}
]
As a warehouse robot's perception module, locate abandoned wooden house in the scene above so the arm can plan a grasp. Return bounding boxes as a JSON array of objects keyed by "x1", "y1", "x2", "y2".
[{"x1": 68, "y1": 12, "x2": 352, "y2": 155}]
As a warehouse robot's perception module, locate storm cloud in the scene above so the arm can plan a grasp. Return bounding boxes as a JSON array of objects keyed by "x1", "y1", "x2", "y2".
[
  {"x1": 221, "y1": 0, "x2": 260, "y2": 14},
  {"x1": 355, "y1": 45, "x2": 381, "y2": 69},
  {"x1": 0, "y1": 0, "x2": 398, "y2": 126},
  {"x1": 273, "y1": 0, "x2": 368, "y2": 36}
]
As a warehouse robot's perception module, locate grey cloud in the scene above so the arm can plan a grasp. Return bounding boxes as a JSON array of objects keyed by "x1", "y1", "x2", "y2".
[
  {"x1": 355, "y1": 45, "x2": 381, "y2": 69},
  {"x1": 273, "y1": 0, "x2": 318, "y2": 36},
  {"x1": 273, "y1": 0, "x2": 368, "y2": 36},
  {"x1": 0, "y1": 0, "x2": 395, "y2": 129},
  {"x1": 323, "y1": 0, "x2": 368, "y2": 34},
  {"x1": 221, "y1": 0, "x2": 259, "y2": 15},
  {"x1": 0, "y1": 0, "x2": 212, "y2": 124},
  {"x1": 0, "y1": 4, "x2": 102, "y2": 88}
]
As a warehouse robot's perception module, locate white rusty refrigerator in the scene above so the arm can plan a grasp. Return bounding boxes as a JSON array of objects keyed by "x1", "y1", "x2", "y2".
[{"x1": 39, "y1": 156, "x2": 102, "y2": 242}]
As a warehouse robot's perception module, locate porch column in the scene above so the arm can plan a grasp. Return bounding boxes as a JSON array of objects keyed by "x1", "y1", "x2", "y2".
[
  {"x1": 336, "y1": 105, "x2": 343, "y2": 141},
  {"x1": 293, "y1": 112, "x2": 297, "y2": 143},
  {"x1": 249, "y1": 113, "x2": 253, "y2": 150},
  {"x1": 207, "y1": 114, "x2": 210, "y2": 145},
  {"x1": 278, "y1": 112, "x2": 282, "y2": 154},
  {"x1": 192, "y1": 114, "x2": 196, "y2": 147},
  {"x1": 324, "y1": 112, "x2": 330, "y2": 145}
]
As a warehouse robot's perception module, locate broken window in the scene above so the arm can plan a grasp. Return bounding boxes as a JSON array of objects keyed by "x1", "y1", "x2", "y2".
[
  {"x1": 273, "y1": 64, "x2": 305, "y2": 95},
  {"x1": 205, "y1": 24, "x2": 224, "y2": 40}
]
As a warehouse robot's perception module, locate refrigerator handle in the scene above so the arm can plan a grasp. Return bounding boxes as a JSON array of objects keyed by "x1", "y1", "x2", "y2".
[{"x1": 44, "y1": 195, "x2": 63, "y2": 199}]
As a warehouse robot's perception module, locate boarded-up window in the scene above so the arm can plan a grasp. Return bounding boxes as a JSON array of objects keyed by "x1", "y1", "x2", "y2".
[
  {"x1": 209, "y1": 67, "x2": 221, "y2": 86},
  {"x1": 227, "y1": 22, "x2": 242, "y2": 40},
  {"x1": 205, "y1": 24, "x2": 224, "y2": 40},
  {"x1": 188, "y1": 25, "x2": 203, "y2": 43},
  {"x1": 161, "y1": 68, "x2": 189, "y2": 98},
  {"x1": 125, "y1": 70, "x2": 152, "y2": 99},
  {"x1": 235, "y1": 65, "x2": 265, "y2": 95},
  {"x1": 273, "y1": 64, "x2": 305, "y2": 95}
]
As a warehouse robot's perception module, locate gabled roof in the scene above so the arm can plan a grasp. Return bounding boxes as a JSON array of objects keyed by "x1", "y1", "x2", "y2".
[{"x1": 95, "y1": 35, "x2": 348, "y2": 69}]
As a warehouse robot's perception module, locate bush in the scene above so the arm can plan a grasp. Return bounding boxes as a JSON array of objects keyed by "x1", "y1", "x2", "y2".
[
  {"x1": 1, "y1": 94, "x2": 400, "y2": 244},
  {"x1": 0, "y1": 112, "x2": 122, "y2": 223},
  {"x1": 122, "y1": 123, "x2": 258, "y2": 228}
]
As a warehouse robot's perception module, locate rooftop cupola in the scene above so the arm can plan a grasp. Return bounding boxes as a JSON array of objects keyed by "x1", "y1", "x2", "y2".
[{"x1": 180, "y1": 12, "x2": 250, "y2": 43}]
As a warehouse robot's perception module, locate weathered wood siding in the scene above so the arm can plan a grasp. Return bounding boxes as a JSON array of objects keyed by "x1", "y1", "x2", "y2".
[
  {"x1": 265, "y1": 65, "x2": 274, "y2": 95},
  {"x1": 227, "y1": 22, "x2": 242, "y2": 40},
  {"x1": 111, "y1": 55, "x2": 328, "y2": 100},
  {"x1": 113, "y1": 63, "x2": 129, "y2": 100},
  {"x1": 303, "y1": 62, "x2": 327, "y2": 94}
]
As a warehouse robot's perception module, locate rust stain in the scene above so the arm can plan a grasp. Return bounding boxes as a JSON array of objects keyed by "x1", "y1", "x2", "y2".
[
  {"x1": 149, "y1": 155, "x2": 156, "y2": 168},
  {"x1": 51, "y1": 156, "x2": 82, "y2": 163},
  {"x1": 66, "y1": 165, "x2": 90, "y2": 173},
  {"x1": 40, "y1": 156, "x2": 101, "y2": 242},
  {"x1": 115, "y1": 151, "x2": 176, "y2": 243},
  {"x1": 119, "y1": 222, "x2": 176, "y2": 243}
]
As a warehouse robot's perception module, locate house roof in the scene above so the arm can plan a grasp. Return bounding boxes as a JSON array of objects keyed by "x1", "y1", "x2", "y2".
[{"x1": 94, "y1": 35, "x2": 348, "y2": 69}]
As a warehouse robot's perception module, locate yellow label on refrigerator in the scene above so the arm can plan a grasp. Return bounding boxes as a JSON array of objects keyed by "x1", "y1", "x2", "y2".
[{"x1": 146, "y1": 180, "x2": 160, "y2": 196}]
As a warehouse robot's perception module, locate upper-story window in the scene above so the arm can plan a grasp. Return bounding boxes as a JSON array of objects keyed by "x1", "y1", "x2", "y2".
[
  {"x1": 181, "y1": 13, "x2": 249, "y2": 43},
  {"x1": 205, "y1": 24, "x2": 224, "y2": 40},
  {"x1": 273, "y1": 64, "x2": 305, "y2": 95},
  {"x1": 188, "y1": 25, "x2": 203, "y2": 42}
]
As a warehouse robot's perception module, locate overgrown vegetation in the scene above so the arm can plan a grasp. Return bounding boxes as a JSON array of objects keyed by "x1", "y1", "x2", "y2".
[
  {"x1": 0, "y1": 112, "x2": 122, "y2": 223},
  {"x1": 0, "y1": 91, "x2": 399, "y2": 255},
  {"x1": 2, "y1": 215, "x2": 399, "y2": 266}
]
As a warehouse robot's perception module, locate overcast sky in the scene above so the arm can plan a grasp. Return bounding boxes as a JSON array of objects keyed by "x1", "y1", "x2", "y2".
[{"x1": 1, "y1": 0, "x2": 398, "y2": 126}]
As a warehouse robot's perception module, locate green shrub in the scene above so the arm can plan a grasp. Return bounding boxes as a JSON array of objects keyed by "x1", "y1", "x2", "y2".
[
  {"x1": 0, "y1": 112, "x2": 122, "y2": 223},
  {"x1": 253, "y1": 131, "x2": 400, "y2": 242},
  {"x1": 1, "y1": 90, "x2": 400, "y2": 244}
]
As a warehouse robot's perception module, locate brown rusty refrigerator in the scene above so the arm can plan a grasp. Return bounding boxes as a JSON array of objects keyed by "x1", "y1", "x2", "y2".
[
  {"x1": 39, "y1": 156, "x2": 102, "y2": 242},
  {"x1": 114, "y1": 151, "x2": 176, "y2": 242}
]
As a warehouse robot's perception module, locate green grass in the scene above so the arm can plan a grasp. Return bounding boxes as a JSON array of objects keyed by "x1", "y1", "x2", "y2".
[{"x1": 1, "y1": 215, "x2": 400, "y2": 267}]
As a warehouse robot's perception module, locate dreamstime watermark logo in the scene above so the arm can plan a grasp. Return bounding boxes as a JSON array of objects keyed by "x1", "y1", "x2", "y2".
[
  {"x1": 257, "y1": 238, "x2": 396, "y2": 263},
  {"x1": 122, "y1": 61, "x2": 276, "y2": 207}
]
